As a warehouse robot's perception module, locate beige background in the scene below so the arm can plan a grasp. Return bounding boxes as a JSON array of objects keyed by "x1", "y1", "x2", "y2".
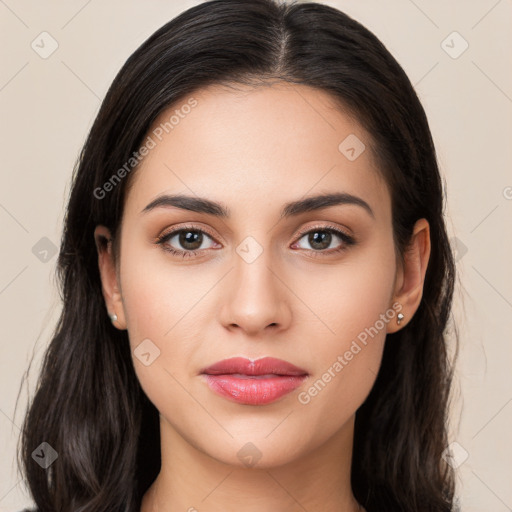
[{"x1": 1, "y1": 1, "x2": 511, "y2": 510}]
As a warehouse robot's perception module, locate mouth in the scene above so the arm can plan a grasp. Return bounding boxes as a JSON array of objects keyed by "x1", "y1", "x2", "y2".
[{"x1": 200, "y1": 357, "x2": 309, "y2": 406}]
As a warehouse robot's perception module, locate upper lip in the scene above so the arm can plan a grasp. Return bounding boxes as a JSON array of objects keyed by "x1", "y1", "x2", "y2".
[{"x1": 200, "y1": 357, "x2": 308, "y2": 376}]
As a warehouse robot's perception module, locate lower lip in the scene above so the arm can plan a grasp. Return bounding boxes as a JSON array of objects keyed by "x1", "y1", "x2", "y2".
[{"x1": 202, "y1": 374, "x2": 308, "y2": 405}]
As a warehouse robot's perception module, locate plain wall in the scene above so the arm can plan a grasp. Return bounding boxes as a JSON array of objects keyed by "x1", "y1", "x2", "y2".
[{"x1": 1, "y1": 1, "x2": 511, "y2": 510}]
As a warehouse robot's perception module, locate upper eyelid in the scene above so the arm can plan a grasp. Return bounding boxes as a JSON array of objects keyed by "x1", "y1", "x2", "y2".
[
  {"x1": 295, "y1": 223, "x2": 352, "y2": 239},
  {"x1": 158, "y1": 223, "x2": 218, "y2": 243},
  {"x1": 159, "y1": 223, "x2": 352, "y2": 246}
]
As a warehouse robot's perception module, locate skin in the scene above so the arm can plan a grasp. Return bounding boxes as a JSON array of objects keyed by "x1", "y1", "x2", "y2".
[{"x1": 94, "y1": 81, "x2": 430, "y2": 512}]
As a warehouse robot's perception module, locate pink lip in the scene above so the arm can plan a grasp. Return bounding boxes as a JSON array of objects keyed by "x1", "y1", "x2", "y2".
[{"x1": 200, "y1": 357, "x2": 309, "y2": 405}]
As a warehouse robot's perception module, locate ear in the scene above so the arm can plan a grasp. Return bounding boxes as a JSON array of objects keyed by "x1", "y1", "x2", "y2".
[
  {"x1": 94, "y1": 225, "x2": 127, "y2": 330},
  {"x1": 387, "y1": 218, "x2": 431, "y2": 333}
]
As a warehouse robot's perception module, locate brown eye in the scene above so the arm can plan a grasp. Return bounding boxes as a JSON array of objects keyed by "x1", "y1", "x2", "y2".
[
  {"x1": 293, "y1": 226, "x2": 355, "y2": 253},
  {"x1": 176, "y1": 230, "x2": 204, "y2": 251},
  {"x1": 157, "y1": 226, "x2": 218, "y2": 257},
  {"x1": 305, "y1": 230, "x2": 334, "y2": 250}
]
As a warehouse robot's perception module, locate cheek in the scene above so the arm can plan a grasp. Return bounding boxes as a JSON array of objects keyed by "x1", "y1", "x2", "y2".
[
  {"x1": 119, "y1": 238, "x2": 214, "y2": 342},
  {"x1": 117, "y1": 245, "x2": 210, "y2": 400},
  {"x1": 295, "y1": 236, "x2": 396, "y2": 351},
  {"x1": 293, "y1": 240, "x2": 396, "y2": 424}
]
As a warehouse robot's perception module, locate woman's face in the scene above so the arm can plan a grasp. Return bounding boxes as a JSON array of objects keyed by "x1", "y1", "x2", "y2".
[{"x1": 105, "y1": 82, "x2": 403, "y2": 467}]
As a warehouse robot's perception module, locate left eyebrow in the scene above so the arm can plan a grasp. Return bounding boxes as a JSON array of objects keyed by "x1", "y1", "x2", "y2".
[
  {"x1": 280, "y1": 192, "x2": 374, "y2": 219},
  {"x1": 141, "y1": 192, "x2": 374, "y2": 219}
]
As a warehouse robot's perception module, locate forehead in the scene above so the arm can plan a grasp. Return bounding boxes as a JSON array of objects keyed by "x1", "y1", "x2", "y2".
[{"x1": 123, "y1": 81, "x2": 390, "y2": 220}]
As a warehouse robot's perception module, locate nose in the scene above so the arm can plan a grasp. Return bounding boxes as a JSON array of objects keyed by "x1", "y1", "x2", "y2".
[{"x1": 218, "y1": 248, "x2": 292, "y2": 336}]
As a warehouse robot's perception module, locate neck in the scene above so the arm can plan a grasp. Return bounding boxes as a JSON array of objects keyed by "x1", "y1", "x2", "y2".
[{"x1": 141, "y1": 414, "x2": 363, "y2": 512}]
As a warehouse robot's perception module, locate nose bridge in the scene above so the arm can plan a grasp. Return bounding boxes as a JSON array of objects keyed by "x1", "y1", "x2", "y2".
[
  {"x1": 218, "y1": 234, "x2": 291, "y2": 333},
  {"x1": 235, "y1": 240, "x2": 275, "y2": 297}
]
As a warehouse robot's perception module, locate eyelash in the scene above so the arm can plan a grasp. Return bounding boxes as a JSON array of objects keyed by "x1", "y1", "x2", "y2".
[{"x1": 155, "y1": 223, "x2": 356, "y2": 259}]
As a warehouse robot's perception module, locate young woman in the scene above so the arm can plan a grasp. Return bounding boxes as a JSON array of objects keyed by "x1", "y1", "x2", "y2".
[{"x1": 17, "y1": 0, "x2": 458, "y2": 510}]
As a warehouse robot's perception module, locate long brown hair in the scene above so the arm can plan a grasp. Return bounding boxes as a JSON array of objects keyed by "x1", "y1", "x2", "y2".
[{"x1": 17, "y1": 1, "x2": 457, "y2": 510}]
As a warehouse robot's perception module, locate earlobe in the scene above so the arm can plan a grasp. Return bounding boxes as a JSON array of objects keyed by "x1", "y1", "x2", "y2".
[
  {"x1": 94, "y1": 225, "x2": 127, "y2": 330},
  {"x1": 387, "y1": 218, "x2": 431, "y2": 334}
]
